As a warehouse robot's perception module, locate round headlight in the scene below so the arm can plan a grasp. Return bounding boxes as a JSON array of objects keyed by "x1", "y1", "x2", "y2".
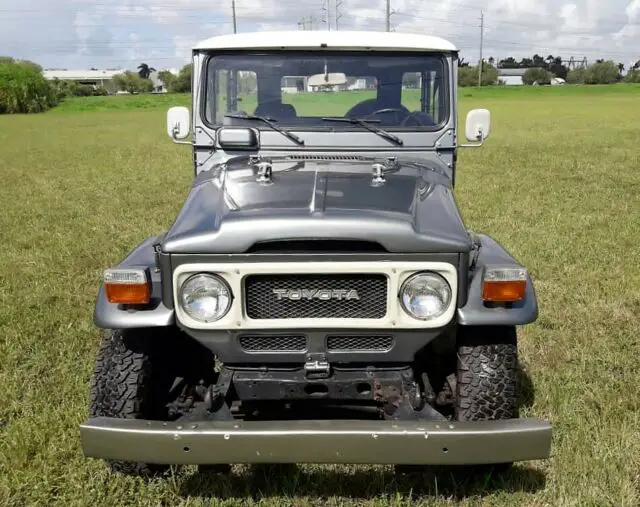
[
  {"x1": 179, "y1": 274, "x2": 232, "y2": 322},
  {"x1": 400, "y1": 272, "x2": 452, "y2": 321}
]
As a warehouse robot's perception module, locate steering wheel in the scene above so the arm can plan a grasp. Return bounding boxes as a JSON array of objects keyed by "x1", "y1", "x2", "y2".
[
  {"x1": 363, "y1": 107, "x2": 409, "y2": 124},
  {"x1": 400, "y1": 112, "x2": 424, "y2": 126}
]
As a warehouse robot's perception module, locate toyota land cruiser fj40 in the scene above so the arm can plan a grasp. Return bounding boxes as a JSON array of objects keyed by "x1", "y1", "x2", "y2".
[{"x1": 80, "y1": 30, "x2": 552, "y2": 476}]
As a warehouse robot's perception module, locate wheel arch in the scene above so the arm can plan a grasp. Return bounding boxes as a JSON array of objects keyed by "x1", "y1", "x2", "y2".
[
  {"x1": 457, "y1": 233, "x2": 538, "y2": 326},
  {"x1": 93, "y1": 234, "x2": 175, "y2": 329}
]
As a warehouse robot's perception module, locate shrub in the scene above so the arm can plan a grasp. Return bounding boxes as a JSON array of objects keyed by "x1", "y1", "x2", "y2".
[
  {"x1": 74, "y1": 84, "x2": 96, "y2": 97},
  {"x1": 458, "y1": 63, "x2": 499, "y2": 87},
  {"x1": 584, "y1": 61, "x2": 620, "y2": 84},
  {"x1": 566, "y1": 67, "x2": 586, "y2": 84},
  {"x1": 523, "y1": 67, "x2": 553, "y2": 85},
  {"x1": 567, "y1": 61, "x2": 621, "y2": 85},
  {"x1": 623, "y1": 69, "x2": 640, "y2": 83},
  {"x1": 113, "y1": 71, "x2": 154, "y2": 94},
  {"x1": 0, "y1": 61, "x2": 58, "y2": 114}
]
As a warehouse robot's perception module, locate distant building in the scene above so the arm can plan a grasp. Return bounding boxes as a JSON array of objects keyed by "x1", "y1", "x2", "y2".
[
  {"x1": 498, "y1": 68, "x2": 566, "y2": 86},
  {"x1": 498, "y1": 68, "x2": 528, "y2": 86},
  {"x1": 42, "y1": 69, "x2": 122, "y2": 94}
]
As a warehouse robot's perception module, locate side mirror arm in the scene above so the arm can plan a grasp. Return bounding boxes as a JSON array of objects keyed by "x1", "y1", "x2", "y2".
[
  {"x1": 170, "y1": 123, "x2": 192, "y2": 146},
  {"x1": 458, "y1": 126, "x2": 486, "y2": 148}
]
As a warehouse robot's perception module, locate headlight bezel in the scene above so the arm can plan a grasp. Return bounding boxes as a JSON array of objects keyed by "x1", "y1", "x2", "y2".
[
  {"x1": 398, "y1": 271, "x2": 453, "y2": 321},
  {"x1": 179, "y1": 273, "x2": 234, "y2": 323}
]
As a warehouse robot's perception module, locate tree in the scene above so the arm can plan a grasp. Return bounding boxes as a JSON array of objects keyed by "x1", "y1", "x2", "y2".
[
  {"x1": 499, "y1": 57, "x2": 519, "y2": 69},
  {"x1": 532, "y1": 54, "x2": 546, "y2": 69},
  {"x1": 157, "y1": 70, "x2": 176, "y2": 91},
  {"x1": 522, "y1": 67, "x2": 553, "y2": 85},
  {"x1": 137, "y1": 63, "x2": 156, "y2": 79},
  {"x1": 171, "y1": 64, "x2": 192, "y2": 93},
  {"x1": 113, "y1": 70, "x2": 154, "y2": 94},
  {"x1": 0, "y1": 61, "x2": 58, "y2": 114},
  {"x1": 0, "y1": 56, "x2": 43, "y2": 73}
]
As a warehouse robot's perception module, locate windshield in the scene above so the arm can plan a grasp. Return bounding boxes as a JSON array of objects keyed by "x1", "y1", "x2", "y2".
[{"x1": 203, "y1": 51, "x2": 448, "y2": 130}]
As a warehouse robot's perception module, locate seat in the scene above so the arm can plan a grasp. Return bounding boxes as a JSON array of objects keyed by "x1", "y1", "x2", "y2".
[{"x1": 254, "y1": 101, "x2": 297, "y2": 120}]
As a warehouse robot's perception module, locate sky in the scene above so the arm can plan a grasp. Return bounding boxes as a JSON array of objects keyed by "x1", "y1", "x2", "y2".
[{"x1": 1, "y1": 0, "x2": 638, "y2": 71}]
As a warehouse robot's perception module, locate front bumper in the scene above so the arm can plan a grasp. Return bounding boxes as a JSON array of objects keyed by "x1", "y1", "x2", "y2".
[{"x1": 80, "y1": 417, "x2": 552, "y2": 465}]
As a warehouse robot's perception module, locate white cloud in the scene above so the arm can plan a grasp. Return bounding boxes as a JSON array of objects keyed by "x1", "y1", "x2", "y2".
[{"x1": 0, "y1": 0, "x2": 637, "y2": 70}]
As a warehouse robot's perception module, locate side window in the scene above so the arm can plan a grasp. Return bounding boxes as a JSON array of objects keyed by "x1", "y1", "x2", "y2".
[
  {"x1": 401, "y1": 70, "x2": 445, "y2": 124},
  {"x1": 401, "y1": 72, "x2": 422, "y2": 112},
  {"x1": 236, "y1": 71, "x2": 257, "y2": 114},
  {"x1": 212, "y1": 70, "x2": 258, "y2": 124}
]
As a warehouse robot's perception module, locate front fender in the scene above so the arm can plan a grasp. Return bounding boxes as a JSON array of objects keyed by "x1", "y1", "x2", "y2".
[
  {"x1": 93, "y1": 234, "x2": 174, "y2": 329},
  {"x1": 457, "y1": 234, "x2": 538, "y2": 326}
]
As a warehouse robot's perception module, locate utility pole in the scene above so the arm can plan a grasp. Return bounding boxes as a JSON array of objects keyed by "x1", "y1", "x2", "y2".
[
  {"x1": 336, "y1": 0, "x2": 343, "y2": 30},
  {"x1": 322, "y1": 0, "x2": 331, "y2": 30},
  {"x1": 386, "y1": 0, "x2": 391, "y2": 31},
  {"x1": 232, "y1": 0, "x2": 237, "y2": 33},
  {"x1": 478, "y1": 10, "x2": 484, "y2": 87}
]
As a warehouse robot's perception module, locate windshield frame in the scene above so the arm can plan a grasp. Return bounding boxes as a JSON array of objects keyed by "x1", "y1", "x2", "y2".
[{"x1": 198, "y1": 50, "x2": 451, "y2": 134}]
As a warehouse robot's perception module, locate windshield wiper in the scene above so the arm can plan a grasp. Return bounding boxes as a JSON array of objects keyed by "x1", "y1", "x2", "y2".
[
  {"x1": 321, "y1": 117, "x2": 403, "y2": 146},
  {"x1": 224, "y1": 114, "x2": 304, "y2": 145}
]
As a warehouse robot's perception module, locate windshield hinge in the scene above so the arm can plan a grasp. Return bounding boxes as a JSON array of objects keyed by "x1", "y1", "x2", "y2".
[
  {"x1": 255, "y1": 161, "x2": 273, "y2": 185},
  {"x1": 371, "y1": 157, "x2": 399, "y2": 187}
]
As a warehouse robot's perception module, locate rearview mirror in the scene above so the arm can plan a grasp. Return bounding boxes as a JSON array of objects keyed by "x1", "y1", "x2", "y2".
[
  {"x1": 308, "y1": 72, "x2": 347, "y2": 87},
  {"x1": 465, "y1": 108, "x2": 491, "y2": 142},
  {"x1": 167, "y1": 106, "x2": 190, "y2": 141}
]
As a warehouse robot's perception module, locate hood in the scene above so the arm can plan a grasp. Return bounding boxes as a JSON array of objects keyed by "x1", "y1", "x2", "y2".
[{"x1": 162, "y1": 157, "x2": 472, "y2": 254}]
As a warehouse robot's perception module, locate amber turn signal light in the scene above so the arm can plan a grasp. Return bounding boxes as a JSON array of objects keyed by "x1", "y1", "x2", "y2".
[
  {"x1": 104, "y1": 268, "x2": 151, "y2": 304},
  {"x1": 481, "y1": 267, "x2": 527, "y2": 303}
]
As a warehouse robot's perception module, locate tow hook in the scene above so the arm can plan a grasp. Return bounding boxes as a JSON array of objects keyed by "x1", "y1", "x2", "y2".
[{"x1": 304, "y1": 354, "x2": 331, "y2": 379}]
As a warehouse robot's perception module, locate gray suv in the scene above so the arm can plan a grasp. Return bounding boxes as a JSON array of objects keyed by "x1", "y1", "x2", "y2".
[{"x1": 80, "y1": 30, "x2": 552, "y2": 477}]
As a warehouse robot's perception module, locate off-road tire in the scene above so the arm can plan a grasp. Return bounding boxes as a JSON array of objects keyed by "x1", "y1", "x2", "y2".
[
  {"x1": 455, "y1": 325, "x2": 518, "y2": 422},
  {"x1": 89, "y1": 328, "x2": 176, "y2": 478},
  {"x1": 454, "y1": 325, "x2": 518, "y2": 472}
]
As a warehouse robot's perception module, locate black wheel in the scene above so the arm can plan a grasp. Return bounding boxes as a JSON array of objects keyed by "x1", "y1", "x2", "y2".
[
  {"x1": 455, "y1": 325, "x2": 519, "y2": 472},
  {"x1": 89, "y1": 328, "x2": 178, "y2": 477}
]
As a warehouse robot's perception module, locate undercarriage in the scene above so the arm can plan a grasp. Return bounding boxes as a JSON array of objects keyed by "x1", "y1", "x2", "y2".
[{"x1": 81, "y1": 327, "x2": 552, "y2": 473}]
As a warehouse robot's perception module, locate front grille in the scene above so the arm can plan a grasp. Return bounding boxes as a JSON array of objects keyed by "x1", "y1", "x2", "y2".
[
  {"x1": 239, "y1": 335, "x2": 308, "y2": 352},
  {"x1": 327, "y1": 335, "x2": 394, "y2": 352},
  {"x1": 244, "y1": 274, "x2": 388, "y2": 320}
]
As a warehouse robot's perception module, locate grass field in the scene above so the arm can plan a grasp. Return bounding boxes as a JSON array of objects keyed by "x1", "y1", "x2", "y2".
[{"x1": 1, "y1": 85, "x2": 639, "y2": 506}]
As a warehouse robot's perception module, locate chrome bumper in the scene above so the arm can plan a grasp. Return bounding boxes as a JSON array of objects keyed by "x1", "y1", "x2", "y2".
[{"x1": 80, "y1": 417, "x2": 552, "y2": 465}]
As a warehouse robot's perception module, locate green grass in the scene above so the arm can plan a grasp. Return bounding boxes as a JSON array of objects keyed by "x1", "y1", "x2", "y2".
[{"x1": 1, "y1": 85, "x2": 640, "y2": 506}]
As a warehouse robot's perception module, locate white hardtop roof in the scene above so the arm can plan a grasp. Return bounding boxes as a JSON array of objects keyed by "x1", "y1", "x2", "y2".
[{"x1": 194, "y1": 30, "x2": 457, "y2": 53}]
